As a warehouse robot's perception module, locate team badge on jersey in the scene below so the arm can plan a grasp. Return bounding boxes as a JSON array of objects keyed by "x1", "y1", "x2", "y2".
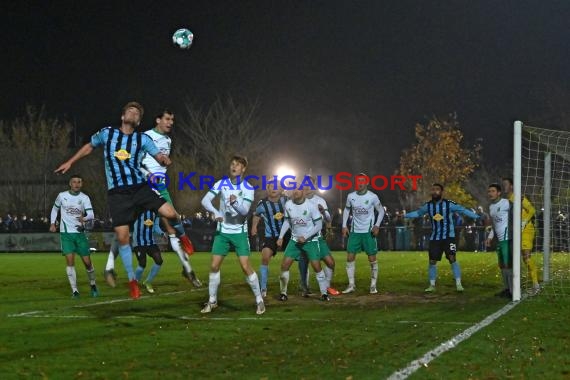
[
  {"x1": 143, "y1": 218, "x2": 154, "y2": 227},
  {"x1": 114, "y1": 149, "x2": 131, "y2": 161},
  {"x1": 433, "y1": 213, "x2": 444, "y2": 221},
  {"x1": 274, "y1": 212, "x2": 284, "y2": 220}
]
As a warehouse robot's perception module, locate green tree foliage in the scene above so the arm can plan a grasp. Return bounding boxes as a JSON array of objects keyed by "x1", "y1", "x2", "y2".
[{"x1": 397, "y1": 113, "x2": 481, "y2": 210}]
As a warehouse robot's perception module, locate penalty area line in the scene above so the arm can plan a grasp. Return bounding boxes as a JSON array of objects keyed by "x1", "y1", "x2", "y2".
[{"x1": 387, "y1": 300, "x2": 520, "y2": 380}]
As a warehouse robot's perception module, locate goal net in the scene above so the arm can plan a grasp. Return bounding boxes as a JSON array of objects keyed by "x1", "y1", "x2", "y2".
[{"x1": 515, "y1": 122, "x2": 570, "y2": 299}]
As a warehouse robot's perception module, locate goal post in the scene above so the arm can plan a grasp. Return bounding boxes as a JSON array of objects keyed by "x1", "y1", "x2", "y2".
[
  {"x1": 515, "y1": 121, "x2": 570, "y2": 300},
  {"x1": 513, "y1": 121, "x2": 522, "y2": 301}
]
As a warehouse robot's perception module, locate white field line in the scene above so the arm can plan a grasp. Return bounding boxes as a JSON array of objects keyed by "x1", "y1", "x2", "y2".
[
  {"x1": 7, "y1": 310, "x2": 43, "y2": 317},
  {"x1": 387, "y1": 300, "x2": 520, "y2": 380}
]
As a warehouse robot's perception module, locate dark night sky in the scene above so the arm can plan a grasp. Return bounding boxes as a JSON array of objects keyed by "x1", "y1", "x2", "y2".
[{"x1": 2, "y1": 1, "x2": 569, "y2": 183}]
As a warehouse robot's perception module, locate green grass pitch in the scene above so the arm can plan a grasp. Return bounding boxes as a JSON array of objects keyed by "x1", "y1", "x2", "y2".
[{"x1": 1, "y1": 251, "x2": 569, "y2": 379}]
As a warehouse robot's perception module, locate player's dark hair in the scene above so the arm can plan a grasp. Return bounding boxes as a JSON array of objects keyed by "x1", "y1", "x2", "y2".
[
  {"x1": 122, "y1": 101, "x2": 144, "y2": 119},
  {"x1": 489, "y1": 183, "x2": 501, "y2": 192},
  {"x1": 69, "y1": 174, "x2": 82, "y2": 180},
  {"x1": 155, "y1": 108, "x2": 174, "y2": 120},
  {"x1": 502, "y1": 177, "x2": 513, "y2": 185},
  {"x1": 231, "y1": 155, "x2": 248, "y2": 167},
  {"x1": 432, "y1": 183, "x2": 444, "y2": 191}
]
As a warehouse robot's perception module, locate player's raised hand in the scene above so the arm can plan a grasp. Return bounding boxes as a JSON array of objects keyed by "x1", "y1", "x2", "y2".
[{"x1": 54, "y1": 162, "x2": 71, "y2": 175}]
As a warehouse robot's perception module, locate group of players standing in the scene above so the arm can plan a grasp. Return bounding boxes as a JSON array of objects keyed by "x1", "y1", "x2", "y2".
[{"x1": 50, "y1": 101, "x2": 539, "y2": 315}]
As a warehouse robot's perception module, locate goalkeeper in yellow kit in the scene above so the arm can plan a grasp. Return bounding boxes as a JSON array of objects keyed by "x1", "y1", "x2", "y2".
[{"x1": 502, "y1": 178, "x2": 540, "y2": 295}]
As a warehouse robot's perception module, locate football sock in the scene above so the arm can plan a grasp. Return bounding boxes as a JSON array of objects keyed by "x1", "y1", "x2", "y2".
[
  {"x1": 260, "y1": 264, "x2": 269, "y2": 290},
  {"x1": 146, "y1": 264, "x2": 161, "y2": 284},
  {"x1": 323, "y1": 266, "x2": 333, "y2": 288},
  {"x1": 428, "y1": 264, "x2": 437, "y2": 286},
  {"x1": 208, "y1": 271, "x2": 220, "y2": 304},
  {"x1": 86, "y1": 266, "x2": 96, "y2": 285},
  {"x1": 526, "y1": 257, "x2": 539, "y2": 286},
  {"x1": 451, "y1": 262, "x2": 462, "y2": 283},
  {"x1": 66, "y1": 266, "x2": 78, "y2": 292},
  {"x1": 135, "y1": 266, "x2": 144, "y2": 282},
  {"x1": 279, "y1": 270, "x2": 290, "y2": 295},
  {"x1": 105, "y1": 250, "x2": 115, "y2": 271},
  {"x1": 169, "y1": 234, "x2": 192, "y2": 273},
  {"x1": 246, "y1": 272, "x2": 263, "y2": 304},
  {"x1": 501, "y1": 268, "x2": 508, "y2": 290},
  {"x1": 346, "y1": 261, "x2": 356, "y2": 286},
  {"x1": 505, "y1": 268, "x2": 513, "y2": 294},
  {"x1": 118, "y1": 244, "x2": 135, "y2": 281},
  {"x1": 315, "y1": 270, "x2": 328, "y2": 295},
  {"x1": 370, "y1": 260, "x2": 378, "y2": 287}
]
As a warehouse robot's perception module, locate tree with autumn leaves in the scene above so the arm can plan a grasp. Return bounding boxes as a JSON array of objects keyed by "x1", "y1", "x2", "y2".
[{"x1": 397, "y1": 113, "x2": 482, "y2": 210}]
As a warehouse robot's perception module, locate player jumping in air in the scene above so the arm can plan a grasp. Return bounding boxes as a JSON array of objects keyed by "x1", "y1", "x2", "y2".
[
  {"x1": 55, "y1": 102, "x2": 185, "y2": 299},
  {"x1": 103, "y1": 109, "x2": 201, "y2": 288}
]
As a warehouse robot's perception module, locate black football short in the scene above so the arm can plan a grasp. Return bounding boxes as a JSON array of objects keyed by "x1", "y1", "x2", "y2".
[
  {"x1": 428, "y1": 238, "x2": 457, "y2": 261},
  {"x1": 108, "y1": 184, "x2": 166, "y2": 227}
]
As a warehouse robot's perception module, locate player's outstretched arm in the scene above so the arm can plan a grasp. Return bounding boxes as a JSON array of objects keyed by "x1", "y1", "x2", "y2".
[
  {"x1": 451, "y1": 203, "x2": 479, "y2": 219},
  {"x1": 404, "y1": 204, "x2": 428, "y2": 219},
  {"x1": 54, "y1": 143, "x2": 94, "y2": 174}
]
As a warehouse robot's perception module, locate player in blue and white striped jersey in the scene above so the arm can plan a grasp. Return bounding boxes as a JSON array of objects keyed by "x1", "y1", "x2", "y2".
[
  {"x1": 405, "y1": 183, "x2": 479, "y2": 293},
  {"x1": 55, "y1": 102, "x2": 186, "y2": 299}
]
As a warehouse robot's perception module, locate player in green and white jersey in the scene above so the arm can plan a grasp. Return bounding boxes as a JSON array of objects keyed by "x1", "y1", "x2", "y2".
[
  {"x1": 302, "y1": 176, "x2": 339, "y2": 296},
  {"x1": 277, "y1": 187, "x2": 332, "y2": 301},
  {"x1": 49, "y1": 174, "x2": 98, "y2": 298},
  {"x1": 486, "y1": 183, "x2": 513, "y2": 298},
  {"x1": 200, "y1": 155, "x2": 265, "y2": 315},
  {"x1": 341, "y1": 175, "x2": 385, "y2": 294}
]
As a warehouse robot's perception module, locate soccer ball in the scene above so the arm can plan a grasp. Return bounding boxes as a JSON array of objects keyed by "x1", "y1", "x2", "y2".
[{"x1": 172, "y1": 28, "x2": 194, "y2": 49}]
